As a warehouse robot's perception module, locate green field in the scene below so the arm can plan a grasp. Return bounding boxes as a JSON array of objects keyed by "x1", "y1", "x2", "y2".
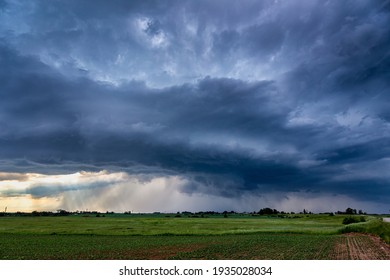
[
  {"x1": 0, "y1": 214, "x2": 389, "y2": 259},
  {"x1": 0, "y1": 214, "x2": 349, "y2": 235}
]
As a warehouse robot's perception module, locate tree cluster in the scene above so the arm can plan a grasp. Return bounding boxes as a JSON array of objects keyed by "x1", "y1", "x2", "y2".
[
  {"x1": 336, "y1": 208, "x2": 366, "y2": 215},
  {"x1": 258, "y1": 208, "x2": 279, "y2": 215}
]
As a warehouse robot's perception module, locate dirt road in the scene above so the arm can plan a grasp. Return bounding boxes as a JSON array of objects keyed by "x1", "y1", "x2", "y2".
[{"x1": 333, "y1": 233, "x2": 390, "y2": 259}]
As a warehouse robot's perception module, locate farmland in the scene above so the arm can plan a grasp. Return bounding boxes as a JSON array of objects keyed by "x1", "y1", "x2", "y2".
[{"x1": 0, "y1": 213, "x2": 389, "y2": 259}]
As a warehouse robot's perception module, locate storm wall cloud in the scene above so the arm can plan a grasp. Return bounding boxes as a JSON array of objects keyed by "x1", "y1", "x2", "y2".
[{"x1": 0, "y1": 0, "x2": 389, "y2": 213}]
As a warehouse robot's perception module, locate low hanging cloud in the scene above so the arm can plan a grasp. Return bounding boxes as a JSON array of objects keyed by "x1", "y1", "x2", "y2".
[
  {"x1": 0, "y1": 0, "x2": 390, "y2": 213},
  {"x1": 0, "y1": 171, "x2": 129, "y2": 198}
]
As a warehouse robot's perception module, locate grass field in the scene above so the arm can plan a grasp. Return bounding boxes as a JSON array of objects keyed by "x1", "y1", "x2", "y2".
[
  {"x1": 0, "y1": 214, "x2": 389, "y2": 259},
  {"x1": 0, "y1": 214, "x2": 348, "y2": 235}
]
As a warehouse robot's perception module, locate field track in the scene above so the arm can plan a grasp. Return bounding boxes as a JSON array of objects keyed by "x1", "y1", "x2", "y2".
[{"x1": 333, "y1": 233, "x2": 390, "y2": 260}]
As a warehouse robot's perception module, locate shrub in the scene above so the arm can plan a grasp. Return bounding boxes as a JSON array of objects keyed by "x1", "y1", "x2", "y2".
[
  {"x1": 342, "y1": 216, "x2": 366, "y2": 225},
  {"x1": 339, "y1": 218, "x2": 390, "y2": 244}
]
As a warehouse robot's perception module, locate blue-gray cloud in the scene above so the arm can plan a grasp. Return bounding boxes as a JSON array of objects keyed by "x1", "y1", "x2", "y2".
[{"x1": 1, "y1": 0, "x2": 390, "y2": 211}]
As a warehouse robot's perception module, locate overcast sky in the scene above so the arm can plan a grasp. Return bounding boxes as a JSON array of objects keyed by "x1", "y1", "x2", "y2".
[{"x1": 0, "y1": 0, "x2": 389, "y2": 213}]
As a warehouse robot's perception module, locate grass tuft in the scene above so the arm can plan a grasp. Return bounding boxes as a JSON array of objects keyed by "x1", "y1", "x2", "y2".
[{"x1": 339, "y1": 217, "x2": 390, "y2": 244}]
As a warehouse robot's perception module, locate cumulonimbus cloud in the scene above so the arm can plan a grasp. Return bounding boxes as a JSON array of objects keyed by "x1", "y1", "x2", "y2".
[{"x1": 0, "y1": 0, "x2": 390, "y2": 212}]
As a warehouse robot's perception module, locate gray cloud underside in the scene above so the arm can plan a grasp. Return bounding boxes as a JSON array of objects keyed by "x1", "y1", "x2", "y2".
[{"x1": 1, "y1": 0, "x2": 390, "y2": 204}]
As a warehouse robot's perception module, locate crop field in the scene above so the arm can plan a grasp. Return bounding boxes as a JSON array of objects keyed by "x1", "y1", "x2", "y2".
[{"x1": 0, "y1": 214, "x2": 389, "y2": 260}]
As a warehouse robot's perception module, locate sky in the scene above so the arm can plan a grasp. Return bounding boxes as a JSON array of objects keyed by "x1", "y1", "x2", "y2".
[{"x1": 0, "y1": 0, "x2": 389, "y2": 213}]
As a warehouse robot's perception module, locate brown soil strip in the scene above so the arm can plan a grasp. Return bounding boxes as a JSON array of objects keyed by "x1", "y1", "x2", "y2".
[
  {"x1": 335, "y1": 233, "x2": 390, "y2": 260},
  {"x1": 333, "y1": 236, "x2": 349, "y2": 259}
]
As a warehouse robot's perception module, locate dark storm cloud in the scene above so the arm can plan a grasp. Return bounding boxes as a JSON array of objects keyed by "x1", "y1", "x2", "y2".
[
  {"x1": 242, "y1": 22, "x2": 285, "y2": 56},
  {"x1": 1, "y1": 0, "x2": 390, "y2": 208},
  {"x1": 319, "y1": 138, "x2": 390, "y2": 165},
  {"x1": 280, "y1": 1, "x2": 390, "y2": 98},
  {"x1": 214, "y1": 23, "x2": 284, "y2": 58}
]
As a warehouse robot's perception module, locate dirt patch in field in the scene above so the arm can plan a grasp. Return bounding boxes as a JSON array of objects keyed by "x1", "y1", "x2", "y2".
[
  {"x1": 332, "y1": 236, "x2": 349, "y2": 259},
  {"x1": 333, "y1": 233, "x2": 390, "y2": 260}
]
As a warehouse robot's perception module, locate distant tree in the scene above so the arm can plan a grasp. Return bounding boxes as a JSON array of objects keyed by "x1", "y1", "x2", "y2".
[
  {"x1": 258, "y1": 208, "x2": 277, "y2": 215},
  {"x1": 345, "y1": 208, "x2": 357, "y2": 215},
  {"x1": 56, "y1": 209, "x2": 70, "y2": 216}
]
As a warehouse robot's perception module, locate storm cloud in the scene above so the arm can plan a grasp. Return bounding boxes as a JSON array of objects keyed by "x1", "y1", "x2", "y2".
[{"x1": 0, "y1": 0, "x2": 389, "y2": 212}]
